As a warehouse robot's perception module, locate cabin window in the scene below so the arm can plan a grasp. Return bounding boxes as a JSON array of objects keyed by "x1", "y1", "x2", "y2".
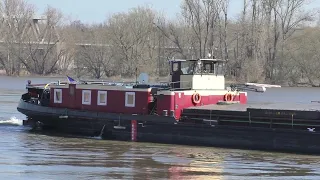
[
  {"x1": 97, "y1": 91, "x2": 107, "y2": 106},
  {"x1": 172, "y1": 62, "x2": 179, "y2": 72},
  {"x1": 125, "y1": 92, "x2": 135, "y2": 107},
  {"x1": 82, "y1": 90, "x2": 91, "y2": 105},
  {"x1": 54, "y1": 89, "x2": 62, "y2": 103}
]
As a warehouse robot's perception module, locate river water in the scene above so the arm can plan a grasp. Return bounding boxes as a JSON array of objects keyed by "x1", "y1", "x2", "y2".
[{"x1": 1, "y1": 76, "x2": 320, "y2": 180}]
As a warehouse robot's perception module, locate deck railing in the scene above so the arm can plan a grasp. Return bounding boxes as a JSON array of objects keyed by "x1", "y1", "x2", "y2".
[
  {"x1": 26, "y1": 78, "x2": 196, "y2": 92},
  {"x1": 160, "y1": 81, "x2": 193, "y2": 91},
  {"x1": 182, "y1": 110, "x2": 320, "y2": 132}
]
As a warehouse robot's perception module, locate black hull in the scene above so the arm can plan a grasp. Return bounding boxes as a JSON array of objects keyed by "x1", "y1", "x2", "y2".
[{"x1": 17, "y1": 100, "x2": 320, "y2": 155}]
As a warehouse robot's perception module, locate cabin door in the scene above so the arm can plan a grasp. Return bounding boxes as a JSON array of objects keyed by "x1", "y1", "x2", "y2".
[
  {"x1": 68, "y1": 84, "x2": 77, "y2": 109},
  {"x1": 171, "y1": 62, "x2": 181, "y2": 89},
  {"x1": 171, "y1": 73, "x2": 181, "y2": 89},
  {"x1": 174, "y1": 92, "x2": 185, "y2": 119}
]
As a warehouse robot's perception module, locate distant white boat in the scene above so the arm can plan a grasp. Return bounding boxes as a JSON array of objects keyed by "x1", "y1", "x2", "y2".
[
  {"x1": 245, "y1": 83, "x2": 281, "y2": 88},
  {"x1": 231, "y1": 82, "x2": 281, "y2": 93}
]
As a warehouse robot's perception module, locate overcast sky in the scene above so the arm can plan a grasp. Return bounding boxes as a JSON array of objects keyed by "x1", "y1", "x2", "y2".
[{"x1": 27, "y1": 0, "x2": 319, "y2": 23}]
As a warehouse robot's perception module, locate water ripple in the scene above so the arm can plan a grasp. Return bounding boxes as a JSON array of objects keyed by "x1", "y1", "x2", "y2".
[{"x1": 1, "y1": 78, "x2": 320, "y2": 179}]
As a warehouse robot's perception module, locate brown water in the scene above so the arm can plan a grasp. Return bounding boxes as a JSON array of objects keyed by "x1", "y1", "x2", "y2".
[{"x1": 1, "y1": 76, "x2": 320, "y2": 180}]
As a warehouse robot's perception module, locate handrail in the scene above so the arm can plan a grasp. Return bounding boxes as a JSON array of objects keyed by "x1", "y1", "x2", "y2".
[
  {"x1": 27, "y1": 81, "x2": 62, "y2": 89},
  {"x1": 27, "y1": 79, "x2": 194, "y2": 91},
  {"x1": 160, "y1": 80, "x2": 193, "y2": 91}
]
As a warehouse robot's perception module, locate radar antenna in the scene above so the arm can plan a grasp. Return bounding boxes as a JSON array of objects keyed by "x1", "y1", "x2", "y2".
[{"x1": 137, "y1": 73, "x2": 149, "y2": 84}]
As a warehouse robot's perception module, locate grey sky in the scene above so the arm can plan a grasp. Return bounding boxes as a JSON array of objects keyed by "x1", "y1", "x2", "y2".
[{"x1": 27, "y1": 0, "x2": 319, "y2": 23}]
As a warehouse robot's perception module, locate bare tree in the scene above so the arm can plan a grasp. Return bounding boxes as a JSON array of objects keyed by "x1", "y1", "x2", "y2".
[
  {"x1": 60, "y1": 19, "x2": 90, "y2": 77},
  {"x1": 155, "y1": 17, "x2": 190, "y2": 59},
  {"x1": 232, "y1": 0, "x2": 267, "y2": 82},
  {"x1": 286, "y1": 27, "x2": 320, "y2": 86},
  {"x1": 0, "y1": 0, "x2": 318, "y2": 86},
  {"x1": 229, "y1": 0, "x2": 312, "y2": 83},
  {"x1": 107, "y1": 6, "x2": 158, "y2": 77},
  {"x1": 262, "y1": 0, "x2": 312, "y2": 82},
  {"x1": 16, "y1": 6, "x2": 64, "y2": 75},
  {"x1": 56, "y1": 42, "x2": 76, "y2": 74},
  {"x1": 180, "y1": 0, "x2": 224, "y2": 58},
  {"x1": 0, "y1": 0, "x2": 34, "y2": 76},
  {"x1": 76, "y1": 26, "x2": 114, "y2": 79},
  {"x1": 220, "y1": 0, "x2": 229, "y2": 61}
]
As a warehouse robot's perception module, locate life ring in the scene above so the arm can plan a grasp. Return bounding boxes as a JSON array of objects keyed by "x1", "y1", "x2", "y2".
[
  {"x1": 192, "y1": 92, "x2": 201, "y2": 104},
  {"x1": 224, "y1": 93, "x2": 233, "y2": 102}
]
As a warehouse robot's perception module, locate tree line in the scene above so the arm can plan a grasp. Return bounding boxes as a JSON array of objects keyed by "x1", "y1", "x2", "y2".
[{"x1": 0, "y1": 0, "x2": 319, "y2": 86}]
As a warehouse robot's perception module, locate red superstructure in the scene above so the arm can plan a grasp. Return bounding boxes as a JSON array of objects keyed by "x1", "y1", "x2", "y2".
[
  {"x1": 46, "y1": 58, "x2": 248, "y2": 120},
  {"x1": 50, "y1": 84, "x2": 153, "y2": 115}
]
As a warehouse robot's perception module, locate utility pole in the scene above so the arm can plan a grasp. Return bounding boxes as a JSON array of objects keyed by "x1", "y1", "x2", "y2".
[{"x1": 158, "y1": 30, "x2": 161, "y2": 77}]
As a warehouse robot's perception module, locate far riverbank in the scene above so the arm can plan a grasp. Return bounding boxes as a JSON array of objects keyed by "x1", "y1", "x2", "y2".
[{"x1": 0, "y1": 72, "x2": 317, "y2": 88}]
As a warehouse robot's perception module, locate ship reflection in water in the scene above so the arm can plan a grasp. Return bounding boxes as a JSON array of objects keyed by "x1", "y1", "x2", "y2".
[
  {"x1": 0, "y1": 126, "x2": 320, "y2": 179},
  {"x1": 165, "y1": 147, "x2": 223, "y2": 180},
  {"x1": 166, "y1": 147, "x2": 320, "y2": 180},
  {"x1": 168, "y1": 161, "x2": 224, "y2": 180}
]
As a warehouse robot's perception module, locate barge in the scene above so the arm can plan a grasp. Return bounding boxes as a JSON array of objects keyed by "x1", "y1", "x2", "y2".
[{"x1": 17, "y1": 58, "x2": 320, "y2": 154}]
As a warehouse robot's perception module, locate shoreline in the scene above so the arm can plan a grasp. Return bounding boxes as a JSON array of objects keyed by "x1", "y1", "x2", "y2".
[{"x1": 0, "y1": 73, "x2": 317, "y2": 88}]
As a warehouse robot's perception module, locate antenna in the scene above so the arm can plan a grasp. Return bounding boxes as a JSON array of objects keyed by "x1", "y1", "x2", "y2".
[{"x1": 135, "y1": 68, "x2": 138, "y2": 85}]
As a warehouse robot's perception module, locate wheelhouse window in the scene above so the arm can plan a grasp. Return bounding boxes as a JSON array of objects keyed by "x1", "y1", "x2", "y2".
[
  {"x1": 171, "y1": 61, "x2": 194, "y2": 75},
  {"x1": 54, "y1": 89, "x2": 62, "y2": 104},
  {"x1": 97, "y1": 91, "x2": 107, "y2": 106},
  {"x1": 125, "y1": 92, "x2": 135, "y2": 107},
  {"x1": 181, "y1": 61, "x2": 195, "y2": 75},
  {"x1": 215, "y1": 63, "x2": 225, "y2": 75},
  {"x1": 203, "y1": 63, "x2": 213, "y2": 73},
  {"x1": 171, "y1": 60, "x2": 225, "y2": 75},
  {"x1": 82, "y1": 90, "x2": 91, "y2": 105}
]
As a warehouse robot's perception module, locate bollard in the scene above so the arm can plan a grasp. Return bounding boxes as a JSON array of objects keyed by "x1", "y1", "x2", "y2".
[{"x1": 131, "y1": 120, "x2": 137, "y2": 142}]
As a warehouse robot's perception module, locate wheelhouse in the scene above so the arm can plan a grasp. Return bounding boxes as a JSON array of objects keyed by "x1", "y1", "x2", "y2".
[
  {"x1": 170, "y1": 58, "x2": 226, "y2": 76},
  {"x1": 169, "y1": 58, "x2": 226, "y2": 90}
]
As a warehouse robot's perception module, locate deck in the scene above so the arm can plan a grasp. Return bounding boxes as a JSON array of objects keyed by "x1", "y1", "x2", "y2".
[
  {"x1": 183, "y1": 102, "x2": 320, "y2": 123},
  {"x1": 187, "y1": 102, "x2": 320, "y2": 112}
]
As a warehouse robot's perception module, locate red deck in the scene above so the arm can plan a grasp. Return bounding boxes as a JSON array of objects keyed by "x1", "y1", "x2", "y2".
[{"x1": 157, "y1": 90, "x2": 247, "y2": 119}]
